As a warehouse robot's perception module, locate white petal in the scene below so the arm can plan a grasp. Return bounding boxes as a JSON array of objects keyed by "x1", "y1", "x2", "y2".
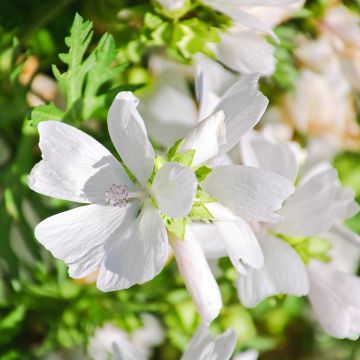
[
  {"x1": 214, "y1": 217, "x2": 264, "y2": 274},
  {"x1": 180, "y1": 111, "x2": 226, "y2": 167},
  {"x1": 191, "y1": 223, "x2": 227, "y2": 259},
  {"x1": 308, "y1": 261, "x2": 360, "y2": 340},
  {"x1": 132, "y1": 314, "x2": 165, "y2": 349},
  {"x1": 240, "y1": 131, "x2": 298, "y2": 182},
  {"x1": 171, "y1": 230, "x2": 222, "y2": 325},
  {"x1": 151, "y1": 162, "x2": 197, "y2": 218},
  {"x1": 237, "y1": 235, "x2": 309, "y2": 307},
  {"x1": 236, "y1": 0, "x2": 305, "y2": 28},
  {"x1": 89, "y1": 323, "x2": 147, "y2": 360},
  {"x1": 202, "y1": 165, "x2": 294, "y2": 222},
  {"x1": 156, "y1": 0, "x2": 187, "y2": 12},
  {"x1": 233, "y1": 349, "x2": 259, "y2": 360},
  {"x1": 215, "y1": 31, "x2": 275, "y2": 76},
  {"x1": 182, "y1": 324, "x2": 236, "y2": 360},
  {"x1": 35, "y1": 202, "x2": 139, "y2": 277},
  {"x1": 28, "y1": 121, "x2": 135, "y2": 204},
  {"x1": 139, "y1": 70, "x2": 198, "y2": 146},
  {"x1": 97, "y1": 201, "x2": 168, "y2": 291},
  {"x1": 275, "y1": 167, "x2": 359, "y2": 237},
  {"x1": 202, "y1": 1, "x2": 277, "y2": 38},
  {"x1": 108, "y1": 92, "x2": 155, "y2": 187},
  {"x1": 195, "y1": 54, "x2": 238, "y2": 120},
  {"x1": 326, "y1": 224, "x2": 360, "y2": 274},
  {"x1": 213, "y1": 74, "x2": 269, "y2": 156}
]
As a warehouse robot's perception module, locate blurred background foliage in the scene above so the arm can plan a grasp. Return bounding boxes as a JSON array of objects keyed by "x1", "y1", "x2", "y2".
[{"x1": 1, "y1": 0, "x2": 360, "y2": 359}]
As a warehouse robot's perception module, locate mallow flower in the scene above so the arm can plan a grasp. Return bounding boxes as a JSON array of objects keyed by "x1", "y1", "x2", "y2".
[
  {"x1": 168, "y1": 69, "x2": 295, "y2": 324},
  {"x1": 200, "y1": 0, "x2": 305, "y2": 75},
  {"x1": 181, "y1": 324, "x2": 236, "y2": 360},
  {"x1": 138, "y1": 59, "x2": 295, "y2": 324},
  {"x1": 28, "y1": 92, "x2": 197, "y2": 292},
  {"x1": 88, "y1": 314, "x2": 164, "y2": 360},
  {"x1": 307, "y1": 260, "x2": 360, "y2": 340},
  {"x1": 234, "y1": 131, "x2": 360, "y2": 339},
  {"x1": 182, "y1": 323, "x2": 257, "y2": 360}
]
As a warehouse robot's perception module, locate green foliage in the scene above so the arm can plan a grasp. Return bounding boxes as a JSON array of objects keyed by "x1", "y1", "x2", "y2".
[
  {"x1": 1, "y1": 2, "x2": 360, "y2": 359},
  {"x1": 31, "y1": 13, "x2": 128, "y2": 127},
  {"x1": 171, "y1": 149, "x2": 195, "y2": 167},
  {"x1": 189, "y1": 203, "x2": 213, "y2": 221},
  {"x1": 166, "y1": 138, "x2": 195, "y2": 166},
  {"x1": 163, "y1": 215, "x2": 187, "y2": 240},
  {"x1": 195, "y1": 165, "x2": 212, "y2": 182},
  {"x1": 166, "y1": 138, "x2": 184, "y2": 161},
  {"x1": 279, "y1": 234, "x2": 332, "y2": 264}
]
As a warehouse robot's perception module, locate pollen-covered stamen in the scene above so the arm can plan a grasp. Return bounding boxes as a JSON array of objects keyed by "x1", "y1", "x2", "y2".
[{"x1": 105, "y1": 184, "x2": 129, "y2": 207}]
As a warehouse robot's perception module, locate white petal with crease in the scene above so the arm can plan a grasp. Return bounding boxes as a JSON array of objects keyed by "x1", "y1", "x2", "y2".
[
  {"x1": 180, "y1": 111, "x2": 226, "y2": 167},
  {"x1": 202, "y1": 165, "x2": 294, "y2": 222},
  {"x1": 35, "y1": 202, "x2": 139, "y2": 275},
  {"x1": 97, "y1": 201, "x2": 168, "y2": 291},
  {"x1": 151, "y1": 162, "x2": 197, "y2": 218},
  {"x1": 213, "y1": 74, "x2": 268, "y2": 156},
  {"x1": 214, "y1": 217, "x2": 263, "y2": 274},
  {"x1": 308, "y1": 261, "x2": 360, "y2": 340},
  {"x1": 108, "y1": 92, "x2": 155, "y2": 187},
  {"x1": 240, "y1": 131, "x2": 298, "y2": 182},
  {"x1": 181, "y1": 324, "x2": 236, "y2": 360},
  {"x1": 237, "y1": 235, "x2": 309, "y2": 307},
  {"x1": 28, "y1": 121, "x2": 134, "y2": 204},
  {"x1": 172, "y1": 229, "x2": 222, "y2": 325},
  {"x1": 215, "y1": 31, "x2": 275, "y2": 76},
  {"x1": 275, "y1": 167, "x2": 359, "y2": 237}
]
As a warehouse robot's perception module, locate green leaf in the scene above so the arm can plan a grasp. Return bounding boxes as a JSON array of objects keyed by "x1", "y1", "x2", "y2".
[
  {"x1": 52, "y1": 13, "x2": 127, "y2": 122},
  {"x1": 165, "y1": 217, "x2": 186, "y2": 240},
  {"x1": 196, "y1": 189, "x2": 217, "y2": 203},
  {"x1": 56, "y1": 13, "x2": 93, "y2": 107},
  {"x1": 195, "y1": 166, "x2": 212, "y2": 182},
  {"x1": 0, "y1": 305, "x2": 26, "y2": 345},
  {"x1": 189, "y1": 203, "x2": 213, "y2": 221},
  {"x1": 334, "y1": 151, "x2": 360, "y2": 199},
  {"x1": 166, "y1": 138, "x2": 184, "y2": 161},
  {"x1": 172, "y1": 149, "x2": 195, "y2": 167},
  {"x1": 278, "y1": 234, "x2": 332, "y2": 264},
  {"x1": 29, "y1": 102, "x2": 63, "y2": 127},
  {"x1": 144, "y1": 12, "x2": 164, "y2": 29},
  {"x1": 155, "y1": 155, "x2": 166, "y2": 171},
  {"x1": 4, "y1": 188, "x2": 19, "y2": 221}
]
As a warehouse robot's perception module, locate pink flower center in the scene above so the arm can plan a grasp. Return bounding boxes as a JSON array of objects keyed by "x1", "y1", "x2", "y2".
[{"x1": 105, "y1": 184, "x2": 129, "y2": 207}]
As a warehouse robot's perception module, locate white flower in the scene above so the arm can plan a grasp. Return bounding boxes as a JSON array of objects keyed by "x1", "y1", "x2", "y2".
[
  {"x1": 200, "y1": 0, "x2": 305, "y2": 75},
  {"x1": 155, "y1": 0, "x2": 187, "y2": 12},
  {"x1": 139, "y1": 69, "x2": 198, "y2": 147},
  {"x1": 282, "y1": 69, "x2": 359, "y2": 148},
  {"x1": 181, "y1": 324, "x2": 237, "y2": 360},
  {"x1": 171, "y1": 229, "x2": 223, "y2": 324},
  {"x1": 88, "y1": 314, "x2": 163, "y2": 360},
  {"x1": 233, "y1": 349, "x2": 258, "y2": 360},
  {"x1": 88, "y1": 323, "x2": 147, "y2": 360},
  {"x1": 270, "y1": 7, "x2": 360, "y2": 149},
  {"x1": 307, "y1": 260, "x2": 360, "y2": 340},
  {"x1": 168, "y1": 73, "x2": 294, "y2": 324},
  {"x1": 28, "y1": 92, "x2": 197, "y2": 291},
  {"x1": 234, "y1": 132, "x2": 360, "y2": 340},
  {"x1": 201, "y1": 0, "x2": 305, "y2": 32},
  {"x1": 140, "y1": 65, "x2": 294, "y2": 324},
  {"x1": 213, "y1": 29, "x2": 275, "y2": 76},
  {"x1": 181, "y1": 75, "x2": 295, "y2": 273},
  {"x1": 322, "y1": 5, "x2": 360, "y2": 92}
]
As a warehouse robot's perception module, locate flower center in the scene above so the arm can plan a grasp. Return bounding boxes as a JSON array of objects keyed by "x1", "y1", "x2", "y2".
[{"x1": 105, "y1": 184, "x2": 129, "y2": 207}]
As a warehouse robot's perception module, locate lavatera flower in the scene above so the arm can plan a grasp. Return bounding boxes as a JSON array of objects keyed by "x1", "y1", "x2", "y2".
[
  {"x1": 28, "y1": 92, "x2": 197, "y2": 291},
  {"x1": 235, "y1": 131, "x2": 360, "y2": 339}
]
